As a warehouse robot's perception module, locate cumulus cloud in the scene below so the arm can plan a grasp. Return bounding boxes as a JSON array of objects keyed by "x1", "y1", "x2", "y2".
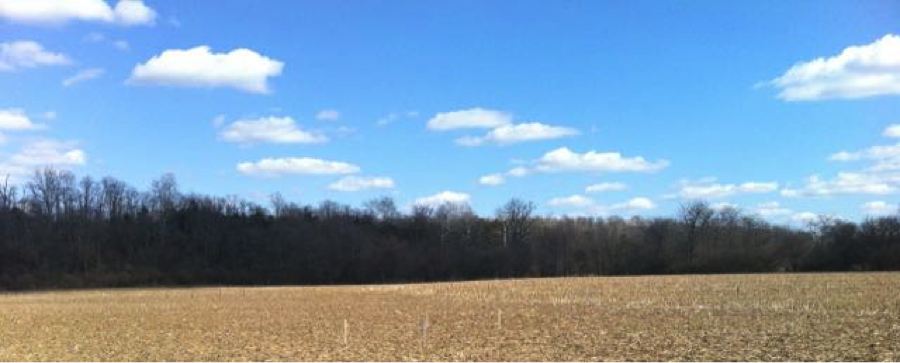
[
  {"x1": 548, "y1": 194, "x2": 655, "y2": 215},
  {"x1": 548, "y1": 195, "x2": 595, "y2": 208},
  {"x1": 0, "y1": 0, "x2": 156, "y2": 26},
  {"x1": 765, "y1": 34, "x2": 900, "y2": 101},
  {"x1": 455, "y1": 122, "x2": 579, "y2": 146},
  {"x1": 671, "y1": 178, "x2": 779, "y2": 199},
  {"x1": 129, "y1": 46, "x2": 284, "y2": 94},
  {"x1": 534, "y1": 147, "x2": 669, "y2": 173},
  {"x1": 0, "y1": 40, "x2": 70, "y2": 71},
  {"x1": 478, "y1": 173, "x2": 504, "y2": 186},
  {"x1": 507, "y1": 166, "x2": 529, "y2": 177},
  {"x1": 237, "y1": 157, "x2": 359, "y2": 177},
  {"x1": 218, "y1": 116, "x2": 326, "y2": 145},
  {"x1": 62, "y1": 68, "x2": 104, "y2": 87},
  {"x1": 426, "y1": 108, "x2": 512, "y2": 131},
  {"x1": 112, "y1": 0, "x2": 155, "y2": 25},
  {"x1": 0, "y1": 109, "x2": 45, "y2": 131},
  {"x1": 754, "y1": 201, "x2": 792, "y2": 217},
  {"x1": 328, "y1": 176, "x2": 395, "y2": 192},
  {"x1": 315, "y1": 109, "x2": 340, "y2": 121},
  {"x1": 883, "y1": 124, "x2": 900, "y2": 138},
  {"x1": 791, "y1": 212, "x2": 820, "y2": 224},
  {"x1": 413, "y1": 191, "x2": 471, "y2": 207},
  {"x1": 711, "y1": 202, "x2": 739, "y2": 210},
  {"x1": 781, "y1": 172, "x2": 895, "y2": 197},
  {"x1": 612, "y1": 197, "x2": 656, "y2": 210},
  {"x1": 861, "y1": 201, "x2": 898, "y2": 216},
  {"x1": 585, "y1": 182, "x2": 627, "y2": 193},
  {"x1": 0, "y1": 139, "x2": 87, "y2": 180}
]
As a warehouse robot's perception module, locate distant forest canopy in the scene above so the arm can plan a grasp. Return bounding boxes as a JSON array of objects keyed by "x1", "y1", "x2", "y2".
[{"x1": 0, "y1": 168, "x2": 898, "y2": 290}]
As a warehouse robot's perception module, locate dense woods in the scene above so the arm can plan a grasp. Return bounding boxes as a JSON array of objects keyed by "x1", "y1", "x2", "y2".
[{"x1": 1, "y1": 168, "x2": 898, "y2": 290}]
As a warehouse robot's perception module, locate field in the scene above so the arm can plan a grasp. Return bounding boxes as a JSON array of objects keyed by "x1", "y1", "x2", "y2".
[{"x1": 0, "y1": 273, "x2": 898, "y2": 361}]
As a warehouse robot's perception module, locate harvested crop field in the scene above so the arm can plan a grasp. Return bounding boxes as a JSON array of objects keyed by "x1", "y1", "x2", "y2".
[{"x1": 0, "y1": 273, "x2": 898, "y2": 361}]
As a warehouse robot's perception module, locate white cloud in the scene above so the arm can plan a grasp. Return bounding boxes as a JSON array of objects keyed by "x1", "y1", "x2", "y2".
[
  {"x1": 478, "y1": 173, "x2": 505, "y2": 186},
  {"x1": 754, "y1": 201, "x2": 792, "y2": 217},
  {"x1": 535, "y1": 147, "x2": 669, "y2": 173},
  {"x1": 328, "y1": 176, "x2": 395, "y2": 192},
  {"x1": 0, "y1": 40, "x2": 70, "y2": 71},
  {"x1": 548, "y1": 195, "x2": 594, "y2": 208},
  {"x1": 585, "y1": 182, "x2": 627, "y2": 193},
  {"x1": 612, "y1": 197, "x2": 655, "y2": 210},
  {"x1": 548, "y1": 194, "x2": 655, "y2": 215},
  {"x1": 829, "y1": 143, "x2": 900, "y2": 162},
  {"x1": 0, "y1": 0, "x2": 156, "y2": 26},
  {"x1": 883, "y1": 124, "x2": 900, "y2": 138},
  {"x1": 129, "y1": 46, "x2": 284, "y2": 94},
  {"x1": 671, "y1": 178, "x2": 779, "y2": 199},
  {"x1": 413, "y1": 191, "x2": 471, "y2": 207},
  {"x1": 218, "y1": 116, "x2": 326, "y2": 145},
  {"x1": 861, "y1": 201, "x2": 897, "y2": 216},
  {"x1": 0, "y1": 139, "x2": 87, "y2": 180},
  {"x1": 376, "y1": 111, "x2": 418, "y2": 127},
  {"x1": 455, "y1": 122, "x2": 579, "y2": 146},
  {"x1": 62, "y1": 68, "x2": 104, "y2": 87},
  {"x1": 237, "y1": 157, "x2": 359, "y2": 177},
  {"x1": 426, "y1": 108, "x2": 512, "y2": 131},
  {"x1": 315, "y1": 109, "x2": 340, "y2": 121},
  {"x1": 711, "y1": 202, "x2": 738, "y2": 210},
  {"x1": 112, "y1": 40, "x2": 129, "y2": 51},
  {"x1": 781, "y1": 172, "x2": 895, "y2": 197},
  {"x1": 112, "y1": 0, "x2": 155, "y2": 25},
  {"x1": 766, "y1": 34, "x2": 900, "y2": 101},
  {"x1": 507, "y1": 166, "x2": 529, "y2": 177},
  {"x1": 791, "y1": 212, "x2": 820, "y2": 224},
  {"x1": 0, "y1": 109, "x2": 45, "y2": 131}
]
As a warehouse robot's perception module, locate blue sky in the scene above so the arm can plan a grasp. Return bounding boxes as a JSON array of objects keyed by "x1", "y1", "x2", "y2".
[{"x1": 1, "y1": 0, "x2": 899, "y2": 223}]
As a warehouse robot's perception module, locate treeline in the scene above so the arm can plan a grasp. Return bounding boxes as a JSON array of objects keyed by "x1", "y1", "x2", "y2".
[{"x1": 0, "y1": 168, "x2": 898, "y2": 290}]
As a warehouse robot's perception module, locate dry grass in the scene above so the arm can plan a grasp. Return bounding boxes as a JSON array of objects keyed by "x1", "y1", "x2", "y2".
[{"x1": 1, "y1": 273, "x2": 898, "y2": 361}]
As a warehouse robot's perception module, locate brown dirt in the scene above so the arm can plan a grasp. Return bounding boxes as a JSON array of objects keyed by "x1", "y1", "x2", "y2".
[{"x1": 0, "y1": 273, "x2": 898, "y2": 361}]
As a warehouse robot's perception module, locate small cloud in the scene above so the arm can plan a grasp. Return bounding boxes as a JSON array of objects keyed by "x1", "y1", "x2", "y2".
[
  {"x1": 427, "y1": 108, "x2": 512, "y2": 131},
  {"x1": 315, "y1": 109, "x2": 340, "y2": 121},
  {"x1": 478, "y1": 173, "x2": 505, "y2": 186},
  {"x1": 754, "y1": 201, "x2": 792, "y2": 217},
  {"x1": 456, "y1": 122, "x2": 579, "y2": 146},
  {"x1": 861, "y1": 201, "x2": 898, "y2": 216},
  {"x1": 112, "y1": 40, "x2": 129, "y2": 51},
  {"x1": 62, "y1": 68, "x2": 104, "y2": 87},
  {"x1": 670, "y1": 178, "x2": 778, "y2": 199},
  {"x1": 535, "y1": 147, "x2": 669, "y2": 173},
  {"x1": 376, "y1": 111, "x2": 418, "y2": 127},
  {"x1": 218, "y1": 116, "x2": 326, "y2": 145},
  {"x1": 585, "y1": 182, "x2": 628, "y2": 193},
  {"x1": 328, "y1": 176, "x2": 395, "y2": 192},
  {"x1": 413, "y1": 191, "x2": 471, "y2": 207},
  {"x1": 237, "y1": 157, "x2": 359, "y2": 177},
  {"x1": 0, "y1": 40, "x2": 71, "y2": 71},
  {"x1": 129, "y1": 46, "x2": 284, "y2": 94},
  {"x1": 0, "y1": 108, "x2": 45, "y2": 131},
  {"x1": 883, "y1": 124, "x2": 900, "y2": 138}
]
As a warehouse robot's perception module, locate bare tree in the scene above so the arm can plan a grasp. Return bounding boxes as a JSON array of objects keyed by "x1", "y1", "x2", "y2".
[
  {"x1": 496, "y1": 198, "x2": 536, "y2": 247},
  {"x1": 679, "y1": 201, "x2": 714, "y2": 268}
]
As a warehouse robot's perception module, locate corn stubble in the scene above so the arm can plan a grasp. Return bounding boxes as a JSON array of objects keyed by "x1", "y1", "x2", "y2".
[{"x1": 0, "y1": 273, "x2": 898, "y2": 361}]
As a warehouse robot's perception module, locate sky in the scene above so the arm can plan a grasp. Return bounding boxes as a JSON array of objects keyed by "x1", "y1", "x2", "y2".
[{"x1": 1, "y1": 0, "x2": 899, "y2": 223}]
